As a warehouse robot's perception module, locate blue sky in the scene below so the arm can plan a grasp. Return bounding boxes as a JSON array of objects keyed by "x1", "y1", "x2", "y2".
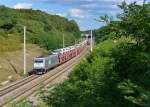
[{"x1": 0, "y1": 0, "x2": 149, "y2": 31}]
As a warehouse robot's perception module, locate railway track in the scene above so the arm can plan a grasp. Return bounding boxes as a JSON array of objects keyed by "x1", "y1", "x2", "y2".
[
  {"x1": 13, "y1": 54, "x2": 85, "y2": 103},
  {"x1": 0, "y1": 47, "x2": 89, "y2": 107},
  {"x1": 0, "y1": 75, "x2": 39, "y2": 97}
]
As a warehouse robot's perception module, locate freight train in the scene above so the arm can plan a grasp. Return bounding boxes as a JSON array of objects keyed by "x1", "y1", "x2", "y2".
[{"x1": 32, "y1": 40, "x2": 88, "y2": 74}]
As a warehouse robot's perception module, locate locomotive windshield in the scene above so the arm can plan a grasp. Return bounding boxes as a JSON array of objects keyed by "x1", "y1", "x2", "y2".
[{"x1": 34, "y1": 60, "x2": 43, "y2": 63}]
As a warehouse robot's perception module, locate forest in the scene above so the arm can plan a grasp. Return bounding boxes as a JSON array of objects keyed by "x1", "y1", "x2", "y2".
[
  {"x1": 0, "y1": 6, "x2": 80, "y2": 51},
  {"x1": 10, "y1": 2, "x2": 150, "y2": 107}
]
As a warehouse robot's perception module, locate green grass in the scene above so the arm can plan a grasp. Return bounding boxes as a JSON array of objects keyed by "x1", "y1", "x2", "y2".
[
  {"x1": 0, "y1": 35, "x2": 22, "y2": 54},
  {"x1": 98, "y1": 37, "x2": 131, "y2": 49}
]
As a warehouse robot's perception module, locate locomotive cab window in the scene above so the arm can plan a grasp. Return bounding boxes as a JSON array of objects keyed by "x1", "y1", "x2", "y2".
[{"x1": 35, "y1": 60, "x2": 43, "y2": 63}]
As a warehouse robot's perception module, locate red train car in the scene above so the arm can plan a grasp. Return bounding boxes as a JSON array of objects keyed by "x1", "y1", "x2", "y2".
[{"x1": 52, "y1": 40, "x2": 88, "y2": 65}]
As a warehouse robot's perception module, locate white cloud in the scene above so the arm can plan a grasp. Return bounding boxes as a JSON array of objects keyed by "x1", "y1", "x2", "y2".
[
  {"x1": 45, "y1": 10, "x2": 67, "y2": 17},
  {"x1": 68, "y1": 8, "x2": 85, "y2": 18},
  {"x1": 81, "y1": 3, "x2": 100, "y2": 8},
  {"x1": 14, "y1": 3, "x2": 32, "y2": 9},
  {"x1": 55, "y1": 13, "x2": 66, "y2": 17}
]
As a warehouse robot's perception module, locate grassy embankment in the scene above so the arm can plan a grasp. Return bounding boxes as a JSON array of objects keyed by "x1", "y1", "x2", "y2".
[{"x1": 0, "y1": 35, "x2": 47, "y2": 85}]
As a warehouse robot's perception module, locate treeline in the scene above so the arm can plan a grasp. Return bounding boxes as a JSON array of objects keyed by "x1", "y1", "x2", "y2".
[
  {"x1": 38, "y1": 2, "x2": 150, "y2": 107},
  {"x1": 0, "y1": 6, "x2": 80, "y2": 50}
]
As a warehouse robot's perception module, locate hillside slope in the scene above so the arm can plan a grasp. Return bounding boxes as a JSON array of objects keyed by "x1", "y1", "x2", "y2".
[
  {"x1": 0, "y1": 6, "x2": 80, "y2": 50},
  {"x1": 0, "y1": 43, "x2": 47, "y2": 86}
]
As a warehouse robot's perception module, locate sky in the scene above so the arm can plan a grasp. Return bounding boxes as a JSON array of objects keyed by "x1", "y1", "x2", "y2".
[{"x1": 0, "y1": 0, "x2": 149, "y2": 31}]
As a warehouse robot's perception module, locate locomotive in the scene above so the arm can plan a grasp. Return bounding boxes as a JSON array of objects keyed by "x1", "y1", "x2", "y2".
[{"x1": 32, "y1": 40, "x2": 88, "y2": 74}]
